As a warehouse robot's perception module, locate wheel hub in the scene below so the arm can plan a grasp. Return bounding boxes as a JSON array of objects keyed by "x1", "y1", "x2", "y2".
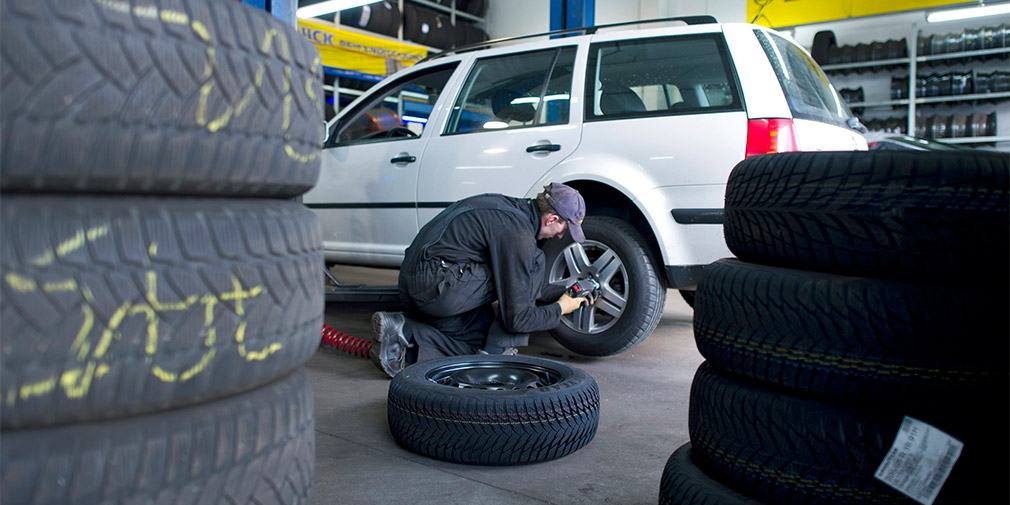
[{"x1": 425, "y1": 361, "x2": 562, "y2": 390}]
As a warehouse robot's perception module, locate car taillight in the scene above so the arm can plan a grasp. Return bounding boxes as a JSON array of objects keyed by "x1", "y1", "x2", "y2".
[{"x1": 745, "y1": 118, "x2": 798, "y2": 158}]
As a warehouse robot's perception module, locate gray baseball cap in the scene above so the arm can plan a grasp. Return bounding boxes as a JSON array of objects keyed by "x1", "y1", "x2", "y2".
[{"x1": 545, "y1": 182, "x2": 586, "y2": 243}]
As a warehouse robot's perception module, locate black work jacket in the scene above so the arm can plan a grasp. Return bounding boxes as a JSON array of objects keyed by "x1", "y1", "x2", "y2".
[{"x1": 406, "y1": 193, "x2": 562, "y2": 333}]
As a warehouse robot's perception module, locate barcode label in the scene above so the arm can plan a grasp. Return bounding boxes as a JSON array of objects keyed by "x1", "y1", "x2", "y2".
[{"x1": 875, "y1": 416, "x2": 963, "y2": 505}]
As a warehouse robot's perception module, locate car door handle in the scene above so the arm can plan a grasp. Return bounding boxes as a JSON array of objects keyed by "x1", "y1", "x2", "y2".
[
  {"x1": 390, "y1": 155, "x2": 417, "y2": 164},
  {"x1": 526, "y1": 144, "x2": 561, "y2": 153}
]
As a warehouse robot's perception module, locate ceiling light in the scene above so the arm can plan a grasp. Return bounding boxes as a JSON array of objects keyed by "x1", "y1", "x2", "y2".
[
  {"x1": 927, "y1": 2, "x2": 1010, "y2": 22},
  {"x1": 297, "y1": 0, "x2": 381, "y2": 19}
]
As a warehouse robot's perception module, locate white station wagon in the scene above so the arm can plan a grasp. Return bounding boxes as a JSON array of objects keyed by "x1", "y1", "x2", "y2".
[{"x1": 304, "y1": 16, "x2": 867, "y2": 356}]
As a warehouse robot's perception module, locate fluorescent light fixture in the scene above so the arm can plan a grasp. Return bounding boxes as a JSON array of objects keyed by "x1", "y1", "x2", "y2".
[
  {"x1": 927, "y1": 2, "x2": 1010, "y2": 22},
  {"x1": 482, "y1": 121, "x2": 509, "y2": 129},
  {"x1": 401, "y1": 115, "x2": 428, "y2": 124},
  {"x1": 297, "y1": 0, "x2": 381, "y2": 19}
]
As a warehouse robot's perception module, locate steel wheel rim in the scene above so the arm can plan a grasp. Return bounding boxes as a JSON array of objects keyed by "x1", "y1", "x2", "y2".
[
  {"x1": 425, "y1": 361, "x2": 563, "y2": 390},
  {"x1": 548, "y1": 240, "x2": 628, "y2": 334}
]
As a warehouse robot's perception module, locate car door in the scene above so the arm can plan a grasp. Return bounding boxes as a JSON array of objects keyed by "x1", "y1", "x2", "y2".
[
  {"x1": 303, "y1": 63, "x2": 459, "y2": 267},
  {"x1": 416, "y1": 45, "x2": 583, "y2": 225}
]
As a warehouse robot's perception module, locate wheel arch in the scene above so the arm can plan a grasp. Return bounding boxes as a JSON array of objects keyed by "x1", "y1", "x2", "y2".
[{"x1": 561, "y1": 179, "x2": 668, "y2": 288}]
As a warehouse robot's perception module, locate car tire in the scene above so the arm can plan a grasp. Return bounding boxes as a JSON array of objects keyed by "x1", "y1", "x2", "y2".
[
  {"x1": 1, "y1": 196, "x2": 323, "y2": 428},
  {"x1": 387, "y1": 355, "x2": 599, "y2": 465},
  {"x1": 1, "y1": 369, "x2": 314, "y2": 505},
  {"x1": 694, "y1": 259, "x2": 1008, "y2": 410},
  {"x1": 689, "y1": 362, "x2": 1005, "y2": 505},
  {"x1": 0, "y1": 0, "x2": 322, "y2": 197},
  {"x1": 659, "y1": 443, "x2": 763, "y2": 505},
  {"x1": 545, "y1": 217, "x2": 666, "y2": 356},
  {"x1": 723, "y1": 151, "x2": 1009, "y2": 286}
]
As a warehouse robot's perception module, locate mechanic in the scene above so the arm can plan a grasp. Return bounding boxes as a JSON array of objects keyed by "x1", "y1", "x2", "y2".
[{"x1": 368, "y1": 183, "x2": 591, "y2": 378}]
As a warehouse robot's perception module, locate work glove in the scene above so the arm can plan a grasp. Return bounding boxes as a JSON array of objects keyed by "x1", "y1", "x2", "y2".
[{"x1": 556, "y1": 292, "x2": 589, "y2": 315}]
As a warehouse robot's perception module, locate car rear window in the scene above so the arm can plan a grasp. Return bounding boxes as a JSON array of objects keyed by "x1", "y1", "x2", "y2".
[
  {"x1": 754, "y1": 30, "x2": 853, "y2": 127},
  {"x1": 585, "y1": 34, "x2": 743, "y2": 121}
]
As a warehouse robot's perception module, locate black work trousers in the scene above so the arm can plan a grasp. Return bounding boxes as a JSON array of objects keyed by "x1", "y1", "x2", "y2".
[{"x1": 398, "y1": 257, "x2": 539, "y2": 363}]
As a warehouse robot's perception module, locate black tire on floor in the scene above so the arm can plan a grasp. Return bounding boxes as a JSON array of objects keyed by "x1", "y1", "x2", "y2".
[
  {"x1": 0, "y1": 197, "x2": 323, "y2": 428},
  {"x1": 659, "y1": 443, "x2": 763, "y2": 505},
  {"x1": 723, "y1": 151, "x2": 1009, "y2": 285},
  {"x1": 1, "y1": 368, "x2": 314, "y2": 505},
  {"x1": 689, "y1": 362, "x2": 1007, "y2": 505},
  {"x1": 1, "y1": 0, "x2": 323, "y2": 197},
  {"x1": 387, "y1": 355, "x2": 599, "y2": 465},
  {"x1": 544, "y1": 216, "x2": 666, "y2": 356},
  {"x1": 695, "y1": 259, "x2": 1008, "y2": 410}
]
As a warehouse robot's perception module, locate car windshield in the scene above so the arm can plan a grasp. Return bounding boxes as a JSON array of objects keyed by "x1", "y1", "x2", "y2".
[{"x1": 755, "y1": 29, "x2": 852, "y2": 128}]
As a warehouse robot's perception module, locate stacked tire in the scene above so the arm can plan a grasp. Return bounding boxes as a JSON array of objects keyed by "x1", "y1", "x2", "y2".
[
  {"x1": 660, "y1": 151, "x2": 1009, "y2": 504},
  {"x1": 1, "y1": 1, "x2": 324, "y2": 503}
]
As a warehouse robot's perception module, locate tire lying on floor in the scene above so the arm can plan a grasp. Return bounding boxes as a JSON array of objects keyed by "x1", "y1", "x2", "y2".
[
  {"x1": 659, "y1": 443, "x2": 763, "y2": 505},
  {"x1": 0, "y1": 196, "x2": 323, "y2": 428},
  {"x1": 1, "y1": 368, "x2": 315, "y2": 505},
  {"x1": 387, "y1": 355, "x2": 599, "y2": 465},
  {"x1": 723, "y1": 151, "x2": 1009, "y2": 285},
  {"x1": 694, "y1": 259, "x2": 1008, "y2": 409},
  {"x1": 0, "y1": 0, "x2": 323, "y2": 197},
  {"x1": 689, "y1": 362, "x2": 1007, "y2": 505}
]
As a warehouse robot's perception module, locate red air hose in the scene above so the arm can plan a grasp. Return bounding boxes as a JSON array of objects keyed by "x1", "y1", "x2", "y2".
[{"x1": 321, "y1": 324, "x2": 372, "y2": 358}]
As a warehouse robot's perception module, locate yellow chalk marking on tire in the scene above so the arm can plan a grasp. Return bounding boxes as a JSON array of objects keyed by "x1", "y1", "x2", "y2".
[
  {"x1": 4, "y1": 273, "x2": 37, "y2": 292},
  {"x1": 282, "y1": 94, "x2": 292, "y2": 130},
  {"x1": 60, "y1": 362, "x2": 97, "y2": 399},
  {"x1": 191, "y1": 20, "x2": 211, "y2": 43},
  {"x1": 18, "y1": 376, "x2": 57, "y2": 401},
  {"x1": 43, "y1": 279, "x2": 77, "y2": 292},
  {"x1": 132, "y1": 5, "x2": 157, "y2": 19},
  {"x1": 200, "y1": 47, "x2": 215, "y2": 80},
  {"x1": 71, "y1": 305, "x2": 95, "y2": 362},
  {"x1": 261, "y1": 28, "x2": 291, "y2": 60},
  {"x1": 285, "y1": 144, "x2": 321, "y2": 163},
  {"x1": 93, "y1": 0, "x2": 129, "y2": 14},
  {"x1": 159, "y1": 10, "x2": 188, "y2": 25},
  {"x1": 235, "y1": 322, "x2": 284, "y2": 361}
]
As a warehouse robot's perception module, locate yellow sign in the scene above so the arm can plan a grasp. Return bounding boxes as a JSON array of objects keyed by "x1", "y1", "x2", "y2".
[
  {"x1": 298, "y1": 19, "x2": 428, "y2": 78},
  {"x1": 748, "y1": 0, "x2": 970, "y2": 27}
]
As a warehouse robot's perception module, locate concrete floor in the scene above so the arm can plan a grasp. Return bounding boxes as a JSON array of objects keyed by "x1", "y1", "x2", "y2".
[{"x1": 307, "y1": 266, "x2": 702, "y2": 505}]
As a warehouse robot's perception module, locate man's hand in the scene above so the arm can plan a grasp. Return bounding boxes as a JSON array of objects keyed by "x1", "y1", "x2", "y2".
[{"x1": 557, "y1": 293, "x2": 589, "y2": 315}]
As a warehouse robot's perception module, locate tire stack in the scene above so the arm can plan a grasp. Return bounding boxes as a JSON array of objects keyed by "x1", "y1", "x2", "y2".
[
  {"x1": 1, "y1": 1, "x2": 324, "y2": 503},
  {"x1": 660, "y1": 151, "x2": 1009, "y2": 504}
]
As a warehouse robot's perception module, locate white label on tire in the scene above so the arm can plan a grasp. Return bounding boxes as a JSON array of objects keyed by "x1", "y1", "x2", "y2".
[{"x1": 875, "y1": 416, "x2": 963, "y2": 505}]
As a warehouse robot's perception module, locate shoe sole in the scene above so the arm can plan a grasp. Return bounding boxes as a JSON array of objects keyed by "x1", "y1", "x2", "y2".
[{"x1": 370, "y1": 312, "x2": 401, "y2": 378}]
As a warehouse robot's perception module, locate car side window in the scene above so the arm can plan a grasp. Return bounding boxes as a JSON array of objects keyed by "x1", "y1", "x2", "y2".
[
  {"x1": 445, "y1": 47, "x2": 577, "y2": 134},
  {"x1": 586, "y1": 35, "x2": 742, "y2": 120},
  {"x1": 329, "y1": 64, "x2": 458, "y2": 146}
]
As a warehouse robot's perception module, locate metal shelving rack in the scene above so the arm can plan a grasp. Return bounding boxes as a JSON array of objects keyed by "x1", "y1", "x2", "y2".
[{"x1": 821, "y1": 26, "x2": 1010, "y2": 146}]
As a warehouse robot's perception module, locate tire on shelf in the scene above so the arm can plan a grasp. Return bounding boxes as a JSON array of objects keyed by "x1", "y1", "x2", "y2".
[
  {"x1": 659, "y1": 443, "x2": 764, "y2": 505},
  {"x1": 811, "y1": 30, "x2": 837, "y2": 64},
  {"x1": 1, "y1": 369, "x2": 315, "y2": 505},
  {"x1": 0, "y1": 0, "x2": 323, "y2": 197},
  {"x1": 387, "y1": 355, "x2": 599, "y2": 465},
  {"x1": 0, "y1": 196, "x2": 323, "y2": 428},
  {"x1": 694, "y1": 259, "x2": 1008, "y2": 410},
  {"x1": 543, "y1": 217, "x2": 666, "y2": 356},
  {"x1": 723, "y1": 151, "x2": 1009, "y2": 286},
  {"x1": 689, "y1": 362, "x2": 1007, "y2": 505}
]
